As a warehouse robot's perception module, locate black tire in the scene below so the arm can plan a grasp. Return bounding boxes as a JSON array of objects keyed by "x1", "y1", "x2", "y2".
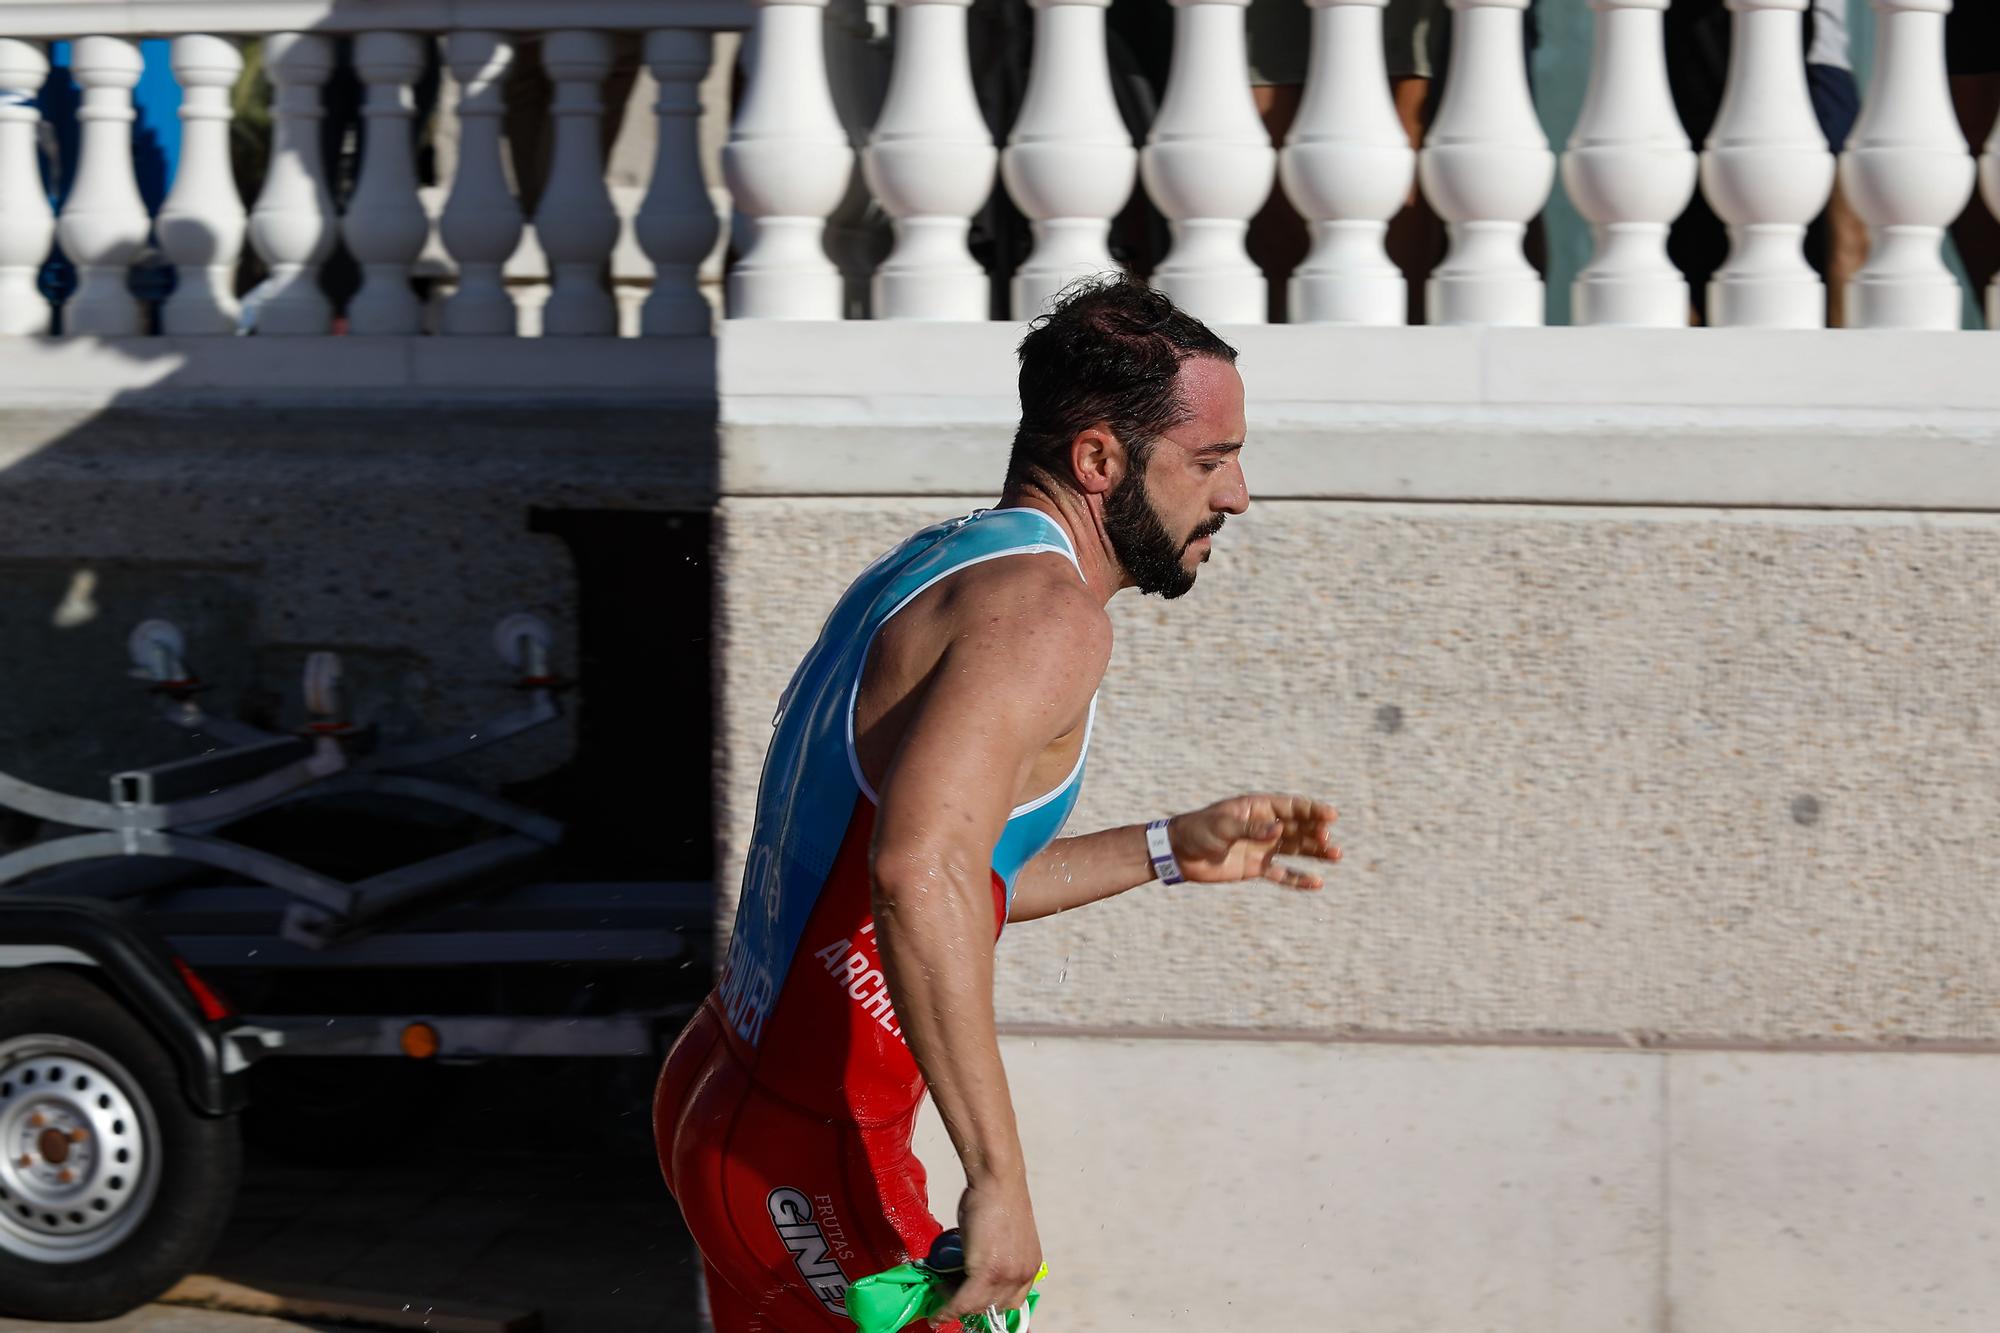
[{"x1": 0, "y1": 968, "x2": 241, "y2": 1322}]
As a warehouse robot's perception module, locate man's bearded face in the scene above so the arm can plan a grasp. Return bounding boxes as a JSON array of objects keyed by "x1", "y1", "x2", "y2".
[{"x1": 1104, "y1": 447, "x2": 1225, "y2": 600}]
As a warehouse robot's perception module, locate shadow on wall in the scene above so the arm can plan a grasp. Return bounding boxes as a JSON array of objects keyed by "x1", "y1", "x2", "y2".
[{"x1": 0, "y1": 332, "x2": 723, "y2": 888}]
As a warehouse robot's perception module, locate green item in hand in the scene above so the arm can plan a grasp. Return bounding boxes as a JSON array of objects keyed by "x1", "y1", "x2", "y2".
[{"x1": 844, "y1": 1233, "x2": 1046, "y2": 1333}]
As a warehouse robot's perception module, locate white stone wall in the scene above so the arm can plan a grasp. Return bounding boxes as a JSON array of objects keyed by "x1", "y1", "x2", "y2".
[
  {"x1": 706, "y1": 321, "x2": 2000, "y2": 1324},
  {"x1": 908, "y1": 1035, "x2": 2000, "y2": 1332},
  {"x1": 716, "y1": 498, "x2": 2000, "y2": 1044}
]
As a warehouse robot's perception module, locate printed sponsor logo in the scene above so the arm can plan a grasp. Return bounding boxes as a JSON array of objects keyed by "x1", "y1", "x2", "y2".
[
  {"x1": 812, "y1": 922, "x2": 902, "y2": 1042},
  {"x1": 716, "y1": 930, "x2": 775, "y2": 1047},
  {"x1": 768, "y1": 1187, "x2": 851, "y2": 1315},
  {"x1": 814, "y1": 1192, "x2": 859, "y2": 1266}
]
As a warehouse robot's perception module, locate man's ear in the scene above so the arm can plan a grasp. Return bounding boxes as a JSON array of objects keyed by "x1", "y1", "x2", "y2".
[{"x1": 1070, "y1": 423, "x2": 1124, "y2": 497}]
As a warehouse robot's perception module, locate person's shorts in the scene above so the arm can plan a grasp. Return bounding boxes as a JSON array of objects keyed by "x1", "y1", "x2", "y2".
[
  {"x1": 1807, "y1": 62, "x2": 1861, "y2": 155},
  {"x1": 1947, "y1": 5, "x2": 1999, "y2": 77},
  {"x1": 654, "y1": 1002, "x2": 949, "y2": 1332}
]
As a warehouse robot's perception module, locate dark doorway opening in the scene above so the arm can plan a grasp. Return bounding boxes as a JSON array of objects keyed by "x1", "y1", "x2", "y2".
[{"x1": 514, "y1": 508, "x2": 713, "y2": 883}]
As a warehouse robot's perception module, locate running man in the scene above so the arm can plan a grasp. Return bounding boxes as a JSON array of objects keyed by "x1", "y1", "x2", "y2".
[{"x1": 655, "y1": 278, "x2": 1342, "y2": 1330}]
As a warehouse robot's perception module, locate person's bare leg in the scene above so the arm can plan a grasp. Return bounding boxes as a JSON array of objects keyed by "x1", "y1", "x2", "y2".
[
  {"x1": 1949, "y1": 74, "x2": 2000, "y2": 317},
  {"x1": 1384, "y1": 76, "x2": 1442, "y2": 324},
  {"x1": 1249, "y1": 83, "x2": 1308, "y2": 323},
  {"x1": 1824, "y1": 182, "x2": 1869, "y2": 328}
]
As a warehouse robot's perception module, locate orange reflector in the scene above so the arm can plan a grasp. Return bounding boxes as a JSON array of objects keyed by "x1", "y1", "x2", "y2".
[{"x1": 400, "y1": 1023, "x2": 440, "y2": 1060}]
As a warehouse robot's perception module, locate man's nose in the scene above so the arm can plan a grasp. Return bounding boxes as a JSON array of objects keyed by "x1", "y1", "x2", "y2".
[{"x1": 1220, "y1": 459, "x2": 1250, "y2": 515}]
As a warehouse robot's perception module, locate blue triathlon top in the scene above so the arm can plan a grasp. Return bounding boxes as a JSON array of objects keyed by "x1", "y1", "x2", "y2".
[{"x1": 713, "y1": 507, "x2": 1098, "y2": 1100}]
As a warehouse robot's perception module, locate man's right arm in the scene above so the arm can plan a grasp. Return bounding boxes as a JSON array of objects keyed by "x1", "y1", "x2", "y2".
[{"x1": 868, "y1": 582, "x2": 1108, "y2": 1321}]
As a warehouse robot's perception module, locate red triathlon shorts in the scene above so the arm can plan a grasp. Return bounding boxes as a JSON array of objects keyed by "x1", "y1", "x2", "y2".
[{"x1": 655, "y1": 1000, "x2": 952, "y2": 1332}]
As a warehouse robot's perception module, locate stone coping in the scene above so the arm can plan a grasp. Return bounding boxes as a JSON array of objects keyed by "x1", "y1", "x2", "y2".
[{"x1": 4, "y1": 325, "x2": 1997, "y2": 509}]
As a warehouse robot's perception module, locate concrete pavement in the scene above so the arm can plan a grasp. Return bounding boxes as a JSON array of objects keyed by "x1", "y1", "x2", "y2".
[
  {"x1": 0, "y1": 1313, "x2": 323, "y2": 1332},
  {"x1": 2, "y1": 1061, "x2": 700, "y2": 1333}
]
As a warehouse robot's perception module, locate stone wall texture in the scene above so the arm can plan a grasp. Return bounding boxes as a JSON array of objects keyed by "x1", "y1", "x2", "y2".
[{"x1": 716, "y1": 496, "x2": 2000, "y2": 1044}]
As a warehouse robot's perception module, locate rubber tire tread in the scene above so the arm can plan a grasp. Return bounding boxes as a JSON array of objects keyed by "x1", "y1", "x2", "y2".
[{"x1": 0, "y1": 967, "x2": 241, "y2": 1322}]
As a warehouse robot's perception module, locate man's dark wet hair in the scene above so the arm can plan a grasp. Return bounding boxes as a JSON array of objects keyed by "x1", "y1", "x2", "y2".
[{"x1": 1005, "y1": 276, "x2": 1238, "y2": 492}]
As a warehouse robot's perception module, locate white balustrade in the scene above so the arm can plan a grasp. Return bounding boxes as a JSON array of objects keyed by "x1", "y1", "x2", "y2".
[
  {"x1": 1418, "y1": 0, "x2": 1555, "y2": 326},
  {"x1": 247, "y1": 31, "x2": 336, "y2": 334},
  {"x1": 440, "y1": 31, "x2": 522, "y2": 336},
  {"x1": 535, "y1": 30, "x2": 620, "y2": 335},
  {"x1": 862, "y1": 0, "x2": 996, "y2": 319},
  {"x1": 0, "y1": 39, "x2": 53, "y2": 335},
  {"x1": 1279, "y1": 0, "x2": 1414, "y2": 325},
  {"x1": 1140, "y1": 0, "x2": 1276, "y2": 326},
  {"x1": 636, "y1": 29, "x2": 720, "y2": 336},
  {"x1": 59, "y1": 36, "x2": 149, "y2": 335},
  {"x1": 725, "y1": 0, "x2": 854, "y2": 319},
  {"x1": 1701, "y1": 0, "x2": 1835, "y2": 327},
  {"x1": 1002, "y1": 0, "x2": 1137, "y2": 320},
  {"x1": 0, "y1": 6, "x2": 1991, "y2": 342},
  {"x1": 1984, "y1": 103, "x2": 2000, "y2": 329},
  {"x1": 342, "y1": 31, "x2": 429, "y2": 335},
  {"x1": 156, "y1": 35, "x2": 244, "y2": 335},
  {"x1": 1840, "y1": 0, "x2": 1975, "y2": 330},
  {"x1": 1562, "y1": 0, "x2": 1697, "y2": 326}
]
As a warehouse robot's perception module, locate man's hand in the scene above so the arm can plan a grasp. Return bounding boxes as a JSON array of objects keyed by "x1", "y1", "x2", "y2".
[
  {"x1": 1169, "y1": 793, "x2": 1341, "y2": 889},
  {"x1": 941, "y1": 1176, "x2": 1043, "y2": 1327}
]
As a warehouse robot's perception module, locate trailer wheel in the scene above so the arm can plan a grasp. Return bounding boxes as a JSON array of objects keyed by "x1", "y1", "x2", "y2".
[{"x1": 0, "y1": 969, "x2": 240, "y2": 1322}]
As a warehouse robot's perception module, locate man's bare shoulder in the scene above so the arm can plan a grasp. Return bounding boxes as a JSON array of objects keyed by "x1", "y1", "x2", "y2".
[{"x1": 937, "y1": 553, "x2": 1111, "y2": 680}]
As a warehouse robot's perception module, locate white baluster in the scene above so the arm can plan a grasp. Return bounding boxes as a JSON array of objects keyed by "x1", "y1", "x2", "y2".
[
  {"x1": 0, "y1": 40, "x2": 53, "y2": 335},
  {"x1": 1417, "y1": 0, "x2": 1554, "y2": 325},
  {"x1": 1984, "y1": 102, "x2": 2000, "y2": 329},
  {"x1": 1701, "y1": 0, "x2": 1834, "y2": 327},
  {"x1": 248, "y1": 32, "x2": 335, "y2": 334},
  {"x1": 1002, "y1": 0, "x2": 1136, "y2": 319},
  {"x1": 637, "y1": 29, "x2": 720, "y2": 336},
  {"x1": 59, "y1": 36, "x2": 148, "y2": 335},
  {"x1": 1841, "y1": 0, "x2": 1974, "y2": 330},
  {"x1": 343, "y1": 32, "x2": 428, "y2": 335},
  {"x1": 1562, "y1": 0, "x2": 1697, "y2": 325},
  {"x1": 1279, "y1": 0, "x2": 1414, "y2": 325},
  {"x1": 1140, "y1": 0, "x2": 1276, "y2": 325},
  {"x1": 441, "y1": 31, "x2": 521, "y2": 335},
  {"x1": 536, "y1": 30, "x2": 619, "y2": 335},
  {"x1": 725, "y1": 0, "x2": 855, "y2": 318},
  {"x1": 156, "y1": 36, "x2": 244, "y2": 335},
  {"x1": 863, "y1": 0, "x2": 997, "y2": 319}
]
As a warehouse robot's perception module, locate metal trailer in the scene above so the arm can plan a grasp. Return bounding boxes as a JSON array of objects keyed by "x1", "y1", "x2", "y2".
[{"x1": 0, "y1": 614, "x2": 712, "y2": 1321}]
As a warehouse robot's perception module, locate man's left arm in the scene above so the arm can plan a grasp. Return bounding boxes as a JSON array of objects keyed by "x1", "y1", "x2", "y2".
[{"x1": 1008, "y1": 793, "x2": 1341, "y2": 923}]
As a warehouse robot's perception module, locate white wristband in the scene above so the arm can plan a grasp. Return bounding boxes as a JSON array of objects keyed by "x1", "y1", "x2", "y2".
[{"x1": 1146, "y1": 818, "x2": 1185, "y2": 885}]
